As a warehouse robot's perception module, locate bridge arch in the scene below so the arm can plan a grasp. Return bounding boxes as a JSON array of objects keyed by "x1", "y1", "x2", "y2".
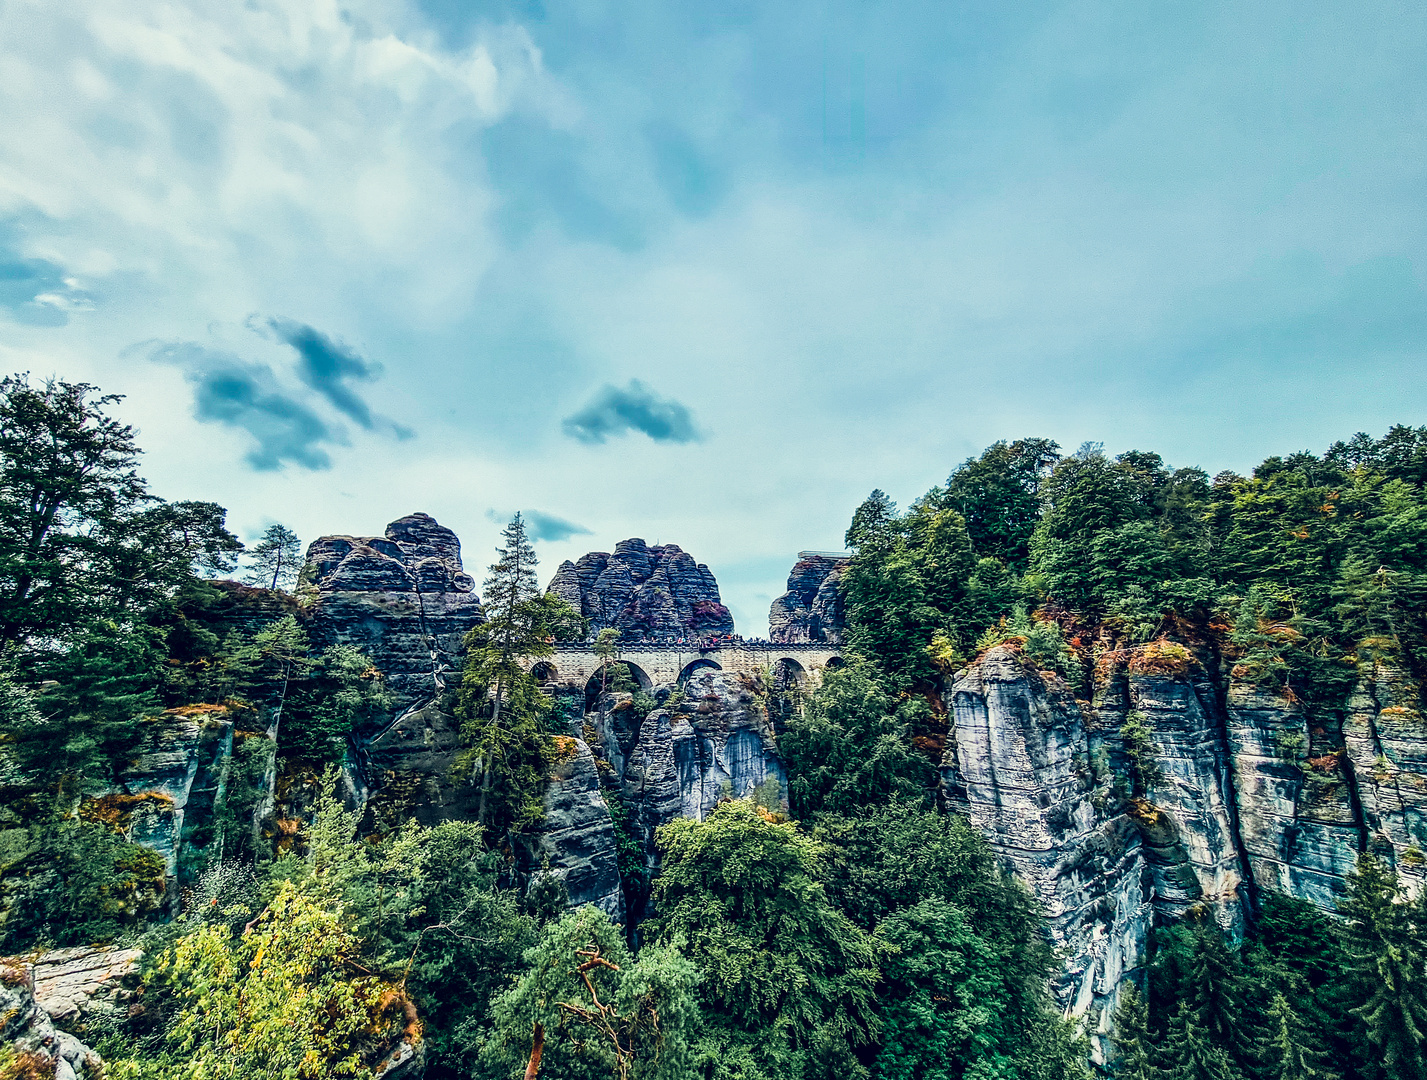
[
  {"x1": 584, "y1": 660, "x2": 653, "y2": 711},
  {"x1": 678, "y1": 658, "x2": 722, "y2": 685},
  {"x1": 772, "y1": 657, "x2": 807, "y2": 688},
  {"x1": 531, "y1": 661, "x2": 558, "y2": 685},
  {"x1": 823, "y1": 655, "x2": 846, "y2": 672}
]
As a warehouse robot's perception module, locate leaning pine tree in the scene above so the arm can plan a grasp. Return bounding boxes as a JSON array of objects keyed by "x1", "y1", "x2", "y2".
[{"x1": 457, "y1": 513, "x2": 584, "y2": 835}]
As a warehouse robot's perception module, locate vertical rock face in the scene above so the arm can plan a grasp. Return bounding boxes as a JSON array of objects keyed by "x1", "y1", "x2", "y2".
[
  {"x1": 82, "y1": 705, "x2": 237, "y2": 899},
  {"x1": 1227, "y1": 682, "x2": 1363, "y2": 910},
  {"x1": 768, "y1": 555, "x2": 848, "y2": 644},
  {"x1": 1093, "y1": 653, "x2": 1247, "y2": 931},
  {"x1": 1344, "y1": 663, "x2": 1427, "y2": 897},
  {"x1": 303, "y1": 513, "x2": 484, "y2": 710},
  {"x1": 516, "y1": 738, "x2": 625, "y2": 920},
  {"x1": 945, "y1": 646, "x2": 1154, "y2": 1039},
  {"x1": 546, "y1": 539, "x2": 734, "y2": 640},
  {"x1": 619, "y1": 670, "x2": 785, "y2": 879}
]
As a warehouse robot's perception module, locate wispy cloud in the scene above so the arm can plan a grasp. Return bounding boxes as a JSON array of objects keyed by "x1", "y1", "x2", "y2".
[
  {"x1": 0, "y1": 223, "x2": 90, "y2": 327},
  {"x1": 263, "y1": 317, "x2": 412, "y2": 438},
  {"x1": 524, "y1": 510, "x2": 594, "y2": 542},
  {"x1": 149, "y1": 343, "x2": 338, "y2": 470},
  {"x1": 562, "y1": 379, "x2": 701, "y2": 444}
]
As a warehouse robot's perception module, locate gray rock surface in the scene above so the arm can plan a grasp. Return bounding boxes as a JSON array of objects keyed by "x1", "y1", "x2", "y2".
[
  {"x1": 547, "y1": 539, "x2": 733, "y2": 639},
  {"x1": 111, "y1": 706, "x2": 236, "y2": 881},
  {"x1": 620, "y1": 670, "x2": 785, "y2": 875},
  {"x1": 28, "y1": 946, "x2": 141, "y2": 1026},
  {"x1": 769, "y1": 555, "x2": 848, "y2": 644},
  {"x1": 303, "y1": 513, "x2": 484, "y2": 710},
  {"x1": 516, "y1": 738, "x2": 625, "y2": 920},
  {"x1": 945, "y1": 646, "x2": 1154, "y2": 1041},
  {"x1": 1344, "y1": 662, "x2": 1427, "y2": 897},
  {"x1": 0, "y1": 966, "x2": 102, "y2": 1080}
]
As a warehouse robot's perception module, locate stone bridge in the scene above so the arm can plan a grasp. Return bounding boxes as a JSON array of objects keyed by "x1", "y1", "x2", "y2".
[{"x1": 521, "y1": 641, "x2": 845, "y2": 692}]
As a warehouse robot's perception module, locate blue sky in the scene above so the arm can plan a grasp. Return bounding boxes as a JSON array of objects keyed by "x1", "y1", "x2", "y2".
[{"x1": 1, "y1": 0, "x2": 1424, "y2": 632}]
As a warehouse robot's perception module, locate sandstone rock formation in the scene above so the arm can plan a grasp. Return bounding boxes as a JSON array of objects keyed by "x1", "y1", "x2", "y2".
[
  {"x1": 28, "y1": 946, "x2": 141, "y2": 1027},
  {"x1": 944, "y1": 646, "x2": 1156, "y2": 1040},
  {"x1": 515, "y1": 737, "x2": 626, "y2": 921},
  {"x1": 0, "y1": 963, "x2": 102, "y2": 1080},
  {"x1": 547, "y1": 539, "x2": 733, "y2": 640},
  {"x1": 769, "y1": 554, "x2": 848, "y2": 644},
  {"x1": 303, "y1": 513, "x2": 484, "y2": 709}
]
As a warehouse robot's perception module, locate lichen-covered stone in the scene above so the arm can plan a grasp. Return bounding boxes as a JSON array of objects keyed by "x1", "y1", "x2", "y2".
[
  {"x1": 769, "y1": 555, "x2": 847, "y2": 644},
  {"x1": 516, "y1": 738, "x2": 625, "y2": 921},
  {"x1": 27, "y1": 946, "x2": 141, "y2": 1026},
  {"x1": 547, "y1": 539, "x2": 733, "y2": 639}
]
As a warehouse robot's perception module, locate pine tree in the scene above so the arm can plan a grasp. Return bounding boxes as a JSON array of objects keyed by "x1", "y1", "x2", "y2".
[
  {"x1": 1266, "y1": 991, "x2": 1337, "y2": 1080},
  {"x1": 244, "y1": 523, "x2": 302, "y2": 591},
  {"x1": 1340, "y1": 854, "x2": 1427, "y2": 1080},
  {"x1": 1185, "y1": 920, "x2": 1259, "y2": 1071},
  {"x1": 1162, "y1": 1005, "x2": 1243, "y2": 1080},
  {"x1": 457, "y1": 514, "x2": 584, "y2": 832},
  {"x1": 1111, "y1": 984, "x2": 1156, "y2": 1080}
]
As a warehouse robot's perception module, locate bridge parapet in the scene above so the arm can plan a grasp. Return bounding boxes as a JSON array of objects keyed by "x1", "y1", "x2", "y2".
[{"x1": 525, "y1": 641, "x2": 845, "y2": 690}]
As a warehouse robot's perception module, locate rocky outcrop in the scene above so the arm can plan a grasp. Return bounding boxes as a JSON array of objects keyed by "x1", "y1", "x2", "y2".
[
  {"x1": 99, "y1": 705, "x2": 237, "y2": 885},
  {"x1": 360, "y1": 699, "x2": 481, "y2": 829},
  {"x1": 516, "y1": 738, "x2": 625, "y2": 920},
  {"x1": 1227, "y1": 681, "x2": 1363, "y2": 911},
  {"x1": 0, "y1": 964, "x2": 102, "y2": 1080},
  {"x1": 28, "y1": 946, "x2": 141, "y2": 1027},
  {"x1": 620, "y1": 670, "x2": 785, "y2": 876},
  {"x1": 1093, "y1": 651, "x2": 1247, "y2": 931},
  {"x1": 547, "y1": 539, "x2": 733, "y2": 640},
  {"x1": 769, "y1": 554, "x2": 848, "y2": 644},
  {"x1": 1344, "y1": 662, "x2": 1427, "y2": 897},
  {"x1": 945, "y1": 646, "x2": 1154, "y2": 1041},
  {"x1": 303, "y1": 513, "x2": 484, "y2": 710}
]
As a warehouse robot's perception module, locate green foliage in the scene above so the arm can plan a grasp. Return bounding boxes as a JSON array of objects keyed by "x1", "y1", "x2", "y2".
[
  {"x1": 281, "y1": 644, "x2": 392, "y2": 763},
  {"x1": 484, "y1": 905, "x2": 698, "y2": 1080},
  {"x1": 779, "y1": 661, "x2": 935, "y2": 819},
  {"x1": 1110, "y1": 985, "x2": 1155, "y2": 1080},
  {"x1": 244, "y1": 523, "x2": 302, "y2": 591},
  {"x1": 0, "y1": 815, "x2": 166, "y2": 951},
  {"x1": 1119, "y1": 711, "x2": 1164, "y2": 797},
  {"x1": 458, "y1": 515, "x2": 584, "y2": 835},
  {"x1": 648, "y1": 800, "x2": 881, "y2": 1080},
  {"x1": 1338, "y1": 854, "x2": 1427, "y2": 1080},
  {"x1": 107, "y1": 881, "x2": 416, "y2": 1080}
]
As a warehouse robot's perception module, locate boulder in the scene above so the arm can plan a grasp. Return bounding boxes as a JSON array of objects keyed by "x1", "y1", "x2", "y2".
[{"x1": 0, "y1": 964, "x2": 101, "y2": 1080}]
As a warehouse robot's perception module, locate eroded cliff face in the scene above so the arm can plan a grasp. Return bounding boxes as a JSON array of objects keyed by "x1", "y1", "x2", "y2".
[
  {"x1": 303, "y1": 513, "x2": 484, "y2": 709},
  {"x1": 546, "y1": 539, "x2": 733, "y2": 640},
  {"x1": 769, "y1": 555, "x2": 847, "y2": 644},
  {"x1": 943, "y1": 646, "x2": 1155, "y2": 1039}
]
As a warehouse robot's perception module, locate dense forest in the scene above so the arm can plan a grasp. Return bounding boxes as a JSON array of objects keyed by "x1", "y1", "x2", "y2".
[{"x1": 0, "y1": 372, "x2": 1425, "y2": 1080}]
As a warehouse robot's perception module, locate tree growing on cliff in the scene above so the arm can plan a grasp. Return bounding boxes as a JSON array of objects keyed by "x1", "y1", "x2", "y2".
[
  {"x1": 244, "y1": 523, "x2": 302, "y2": 591},
  {"x1": 458, "y1": 514, "x2": 585, "y2": 833}
]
